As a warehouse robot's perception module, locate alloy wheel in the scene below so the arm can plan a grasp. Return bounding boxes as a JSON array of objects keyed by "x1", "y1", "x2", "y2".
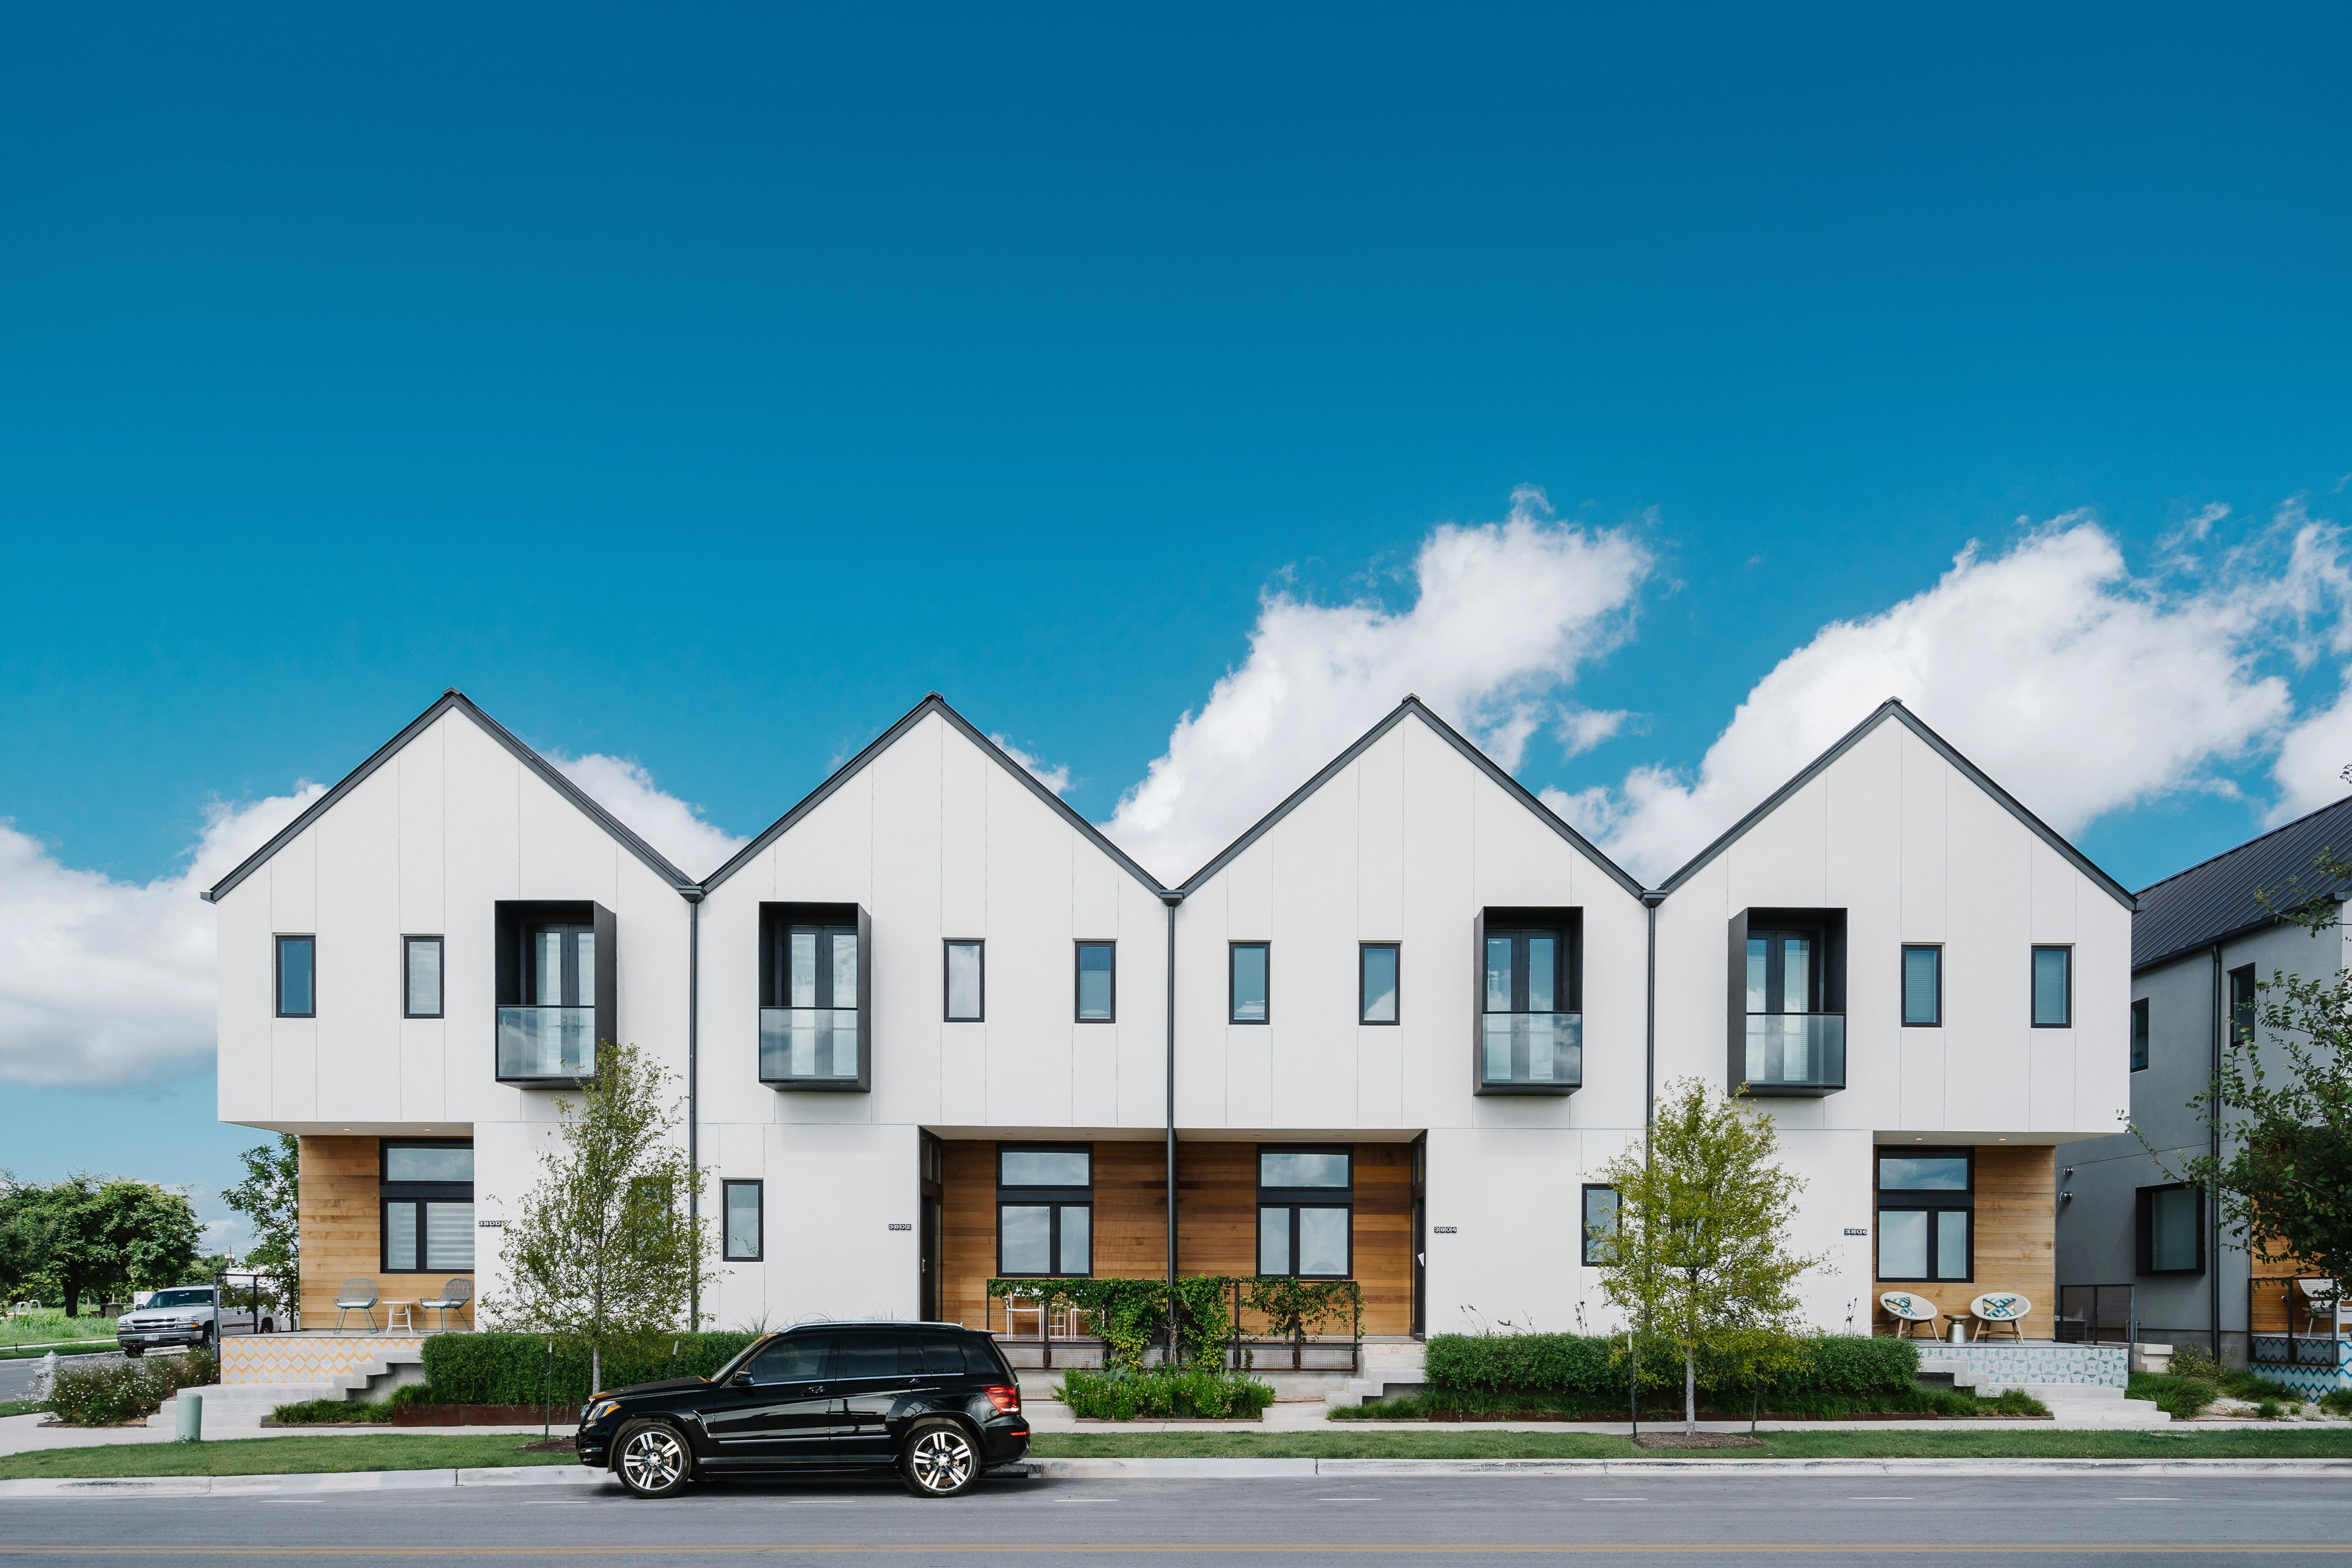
[
  {"x1": 620, "y1": 1426, "x2": 686, "y2": 1494},
  {"x1": 907, "y1": 1428, "x2": 975, "y2": 1494}
]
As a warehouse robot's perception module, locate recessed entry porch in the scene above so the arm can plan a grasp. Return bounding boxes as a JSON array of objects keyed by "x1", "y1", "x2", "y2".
[{"x1": 920, "y1": 1130, "x2": 1422, "y2": 1370}]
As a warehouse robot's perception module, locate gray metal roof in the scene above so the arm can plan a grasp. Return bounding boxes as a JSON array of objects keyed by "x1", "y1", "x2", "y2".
[{"x1": 2132, "y1": 793, "x2": 2352, "y2": 971}]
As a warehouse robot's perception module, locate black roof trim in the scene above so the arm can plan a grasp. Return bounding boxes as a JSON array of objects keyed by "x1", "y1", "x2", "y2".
[
  {"x1": 1172, "y1": 696, "x2": 1646, "y2": 899},
  {"x1": 700, "y1": 694, "x2": 1168, "y2": 897},
  {"x1": 2130, "y1": 791, "x2": 2352, "y2": 972},
  {"x1": 204, "y1": 691, "x2": 700, "y2": 903},
  {"x1": 1652, "y1": 698, "x2": 2137, "y2": 911}
]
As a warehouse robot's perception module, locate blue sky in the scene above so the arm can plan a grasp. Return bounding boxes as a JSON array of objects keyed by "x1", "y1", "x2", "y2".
[{"x1": 3, "y1": 3, "x2": 2348, "y2": 1246}]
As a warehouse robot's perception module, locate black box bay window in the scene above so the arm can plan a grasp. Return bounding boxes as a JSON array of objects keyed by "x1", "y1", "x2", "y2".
[
  {"x1": 380, "y1": 1139, "x2": 474, "y2": 1273},
  {"x1": 997, "y1": 1145, "x2": 1091, "y2": 1277},
  {"x1": 493, "y1": 902, "x2": 613, "y2": 1084},
  {"x1": 1473, "y1": 908, "x2": 1581, "y2": 1094},
  {"x1": 760, "y1": 902, "x2": 871, "y2": 1091},
  {"x1": 1727, "y1": 908, "x2": 1846, "y2": 1095}
]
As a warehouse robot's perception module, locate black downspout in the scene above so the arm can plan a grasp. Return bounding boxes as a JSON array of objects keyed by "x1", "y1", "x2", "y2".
[
  {"x1": 2210, "y1": 941, "x2": 2223, "y2": 1366},
  {"x1": 686, "y1": 889, "x2": 703, "y2": 1329},
  {"x1": 1636, "y1": 890, "x2": 1663, "y2": 1434},
  {"x1": 1164, "y1": 894, "x2": 1182, "y2": 1352}
]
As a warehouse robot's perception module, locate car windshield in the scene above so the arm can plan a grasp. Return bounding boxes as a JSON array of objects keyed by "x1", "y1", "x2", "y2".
[
  {"x1": 145, "y1": 1289, "x2": 212, "y2": 1308},
  {"x1": 709, "y1": 1334, "x2": 776, "y2": 1383}
]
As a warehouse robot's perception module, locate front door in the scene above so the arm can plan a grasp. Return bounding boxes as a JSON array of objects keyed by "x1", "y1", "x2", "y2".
[
  {"x1": 831, "y1": 1329, "x2": 919, "y2": 1460},
  {"x1": 700, "y1": 1333, "x2": 839, "y2": 1465}
]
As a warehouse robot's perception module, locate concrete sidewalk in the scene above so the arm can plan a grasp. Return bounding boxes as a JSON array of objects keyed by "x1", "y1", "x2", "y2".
[{"x1": 0, "y1": 1413, "x2": 550, "y2": 1459}]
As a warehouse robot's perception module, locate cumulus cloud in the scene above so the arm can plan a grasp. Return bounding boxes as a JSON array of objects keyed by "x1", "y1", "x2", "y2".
[
  {"x1": 989, "y1": 735, "x2": 1073, "y2": 797},
  {"x1": 0, "y1": 787, "x2": 322, "y2": 1088},
  {"x1": 1551, "y1": 512, "x2": 2349, "y2": 882},
  {"x1": 544, "y1": 753, "x2": 749, "y2": 878},
  {"x1": 1102, "y1": 488, "x2": 1653, "y2": 882}
]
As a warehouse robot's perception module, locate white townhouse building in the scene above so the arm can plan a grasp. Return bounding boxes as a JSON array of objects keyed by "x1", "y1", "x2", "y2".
[{"x1": 205, "y1": 688, "x2": 2133, "y2": 1347}]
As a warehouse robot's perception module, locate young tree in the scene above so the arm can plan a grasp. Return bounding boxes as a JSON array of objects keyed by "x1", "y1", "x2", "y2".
[
  {"x1": 222, "y1": 1134, "x2": 302, "y2": 1276},
  {"x1": 1596, "y1": 1077, "x2": 1818, "y2": 1433},
  {"x1": 485, "y1": 1043, "x2": 709, "y2": 1392}
]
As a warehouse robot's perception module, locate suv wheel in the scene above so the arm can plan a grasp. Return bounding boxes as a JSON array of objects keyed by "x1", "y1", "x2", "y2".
[
  {"x1": 901, "y1": 1417, "x2": 980, "y2": 1498},
  {"x1": 614, "y1": 1420, "x2": 694, "y2": 1499}
]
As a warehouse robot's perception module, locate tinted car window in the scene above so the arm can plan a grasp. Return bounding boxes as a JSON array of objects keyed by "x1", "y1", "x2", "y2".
[
  {"x1": 916, "y1": 1333, "x2": 968, "y2": 1376},
  {"x1": 834, "y1": 1332, "x2": 914, "y2": 1379},
  {"x1": 746, "y1": 1334, "x2": 831, "y2": 1383}
]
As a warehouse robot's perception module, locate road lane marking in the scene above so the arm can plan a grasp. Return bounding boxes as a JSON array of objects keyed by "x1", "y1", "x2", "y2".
[{"x1": 6, "y1": 1544, "x2": 2352, "y2": 1556}]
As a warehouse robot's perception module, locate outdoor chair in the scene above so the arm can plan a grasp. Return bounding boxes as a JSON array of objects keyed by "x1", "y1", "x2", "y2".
[
  {"x1": 420, "y1": 1277, "x2": 473, "y2": 1331},
  {"x1": 2299, "y1": 1278, "x2": 2341, "y2": 1336},
  {"x1": 1879, "y1": 1290, "x2": 1942, "y2": 1339},
  {"x1": 1969, "y1": 1292, "x2": 2031, "y2": 1341},
  {"x1": 333, "y1": 1279, "x2": 379, "y2": 1332}
]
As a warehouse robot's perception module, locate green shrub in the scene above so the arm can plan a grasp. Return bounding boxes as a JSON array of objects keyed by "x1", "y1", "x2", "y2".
[
  {"x1": 2319, "y1": 1389, "x2": 2352, "y2": 1417},
  {"x1": 1334, "y1": 1378, "x2": 2042, "y2": 1422},
  {"x1": 2170, "y1": 1343, "x2": 2221, "y2": 1380},
  {"x1": 1422, "y1": 1332, "x2": 1917, "y2": 1405},
  {"x1": 2256, "y1": 1398, "x2": 2284, "y2": 1419},
  {"x1": 2130, "y1": 1372, "x2": 2219, "y2": 1420},
  {"x1": 419, "y1": 1332, "x2": 757, "y2": 1407},
  {"x1": 1057, "y1": 1363, "x2": 1275, "y2": 1420},
  {"x1": 269, "y1": 1396, "x2": 394, "y2": 1424},
  {"x1": 2224, "y1": 1370, "x2": 2301, "y2": 1404},
  {"x1": 44, "y1": 1350, "x2": 214, "y2": 1426}
]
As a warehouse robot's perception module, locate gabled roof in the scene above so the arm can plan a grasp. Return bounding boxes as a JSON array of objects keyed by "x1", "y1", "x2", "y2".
[
  {"x1": 1174, "y1": 696, "x2": 1647, "y2": 899},
  {"x1": 701, "y1": 693, "x2": 1169, "y2": 897},
  {"x1": 1652, "y1": 697, "x2": 2137, "y2": 911},
  {"x1": 203, "y1": 691, "x2": 700, "y2": 904},
  {"x1": 2132, "y1": 793, "x2": 2352, "y2": 971}
]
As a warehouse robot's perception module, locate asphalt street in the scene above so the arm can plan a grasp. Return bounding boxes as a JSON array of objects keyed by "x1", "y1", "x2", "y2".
[{"x1": 4, "y1": 1473, "x2": 2352, "y2": 1564}]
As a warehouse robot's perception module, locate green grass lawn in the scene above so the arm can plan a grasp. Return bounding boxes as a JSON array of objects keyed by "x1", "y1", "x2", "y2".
[
  {"x1": 0, "y1": 1400, "x2": 44, "y2": 1419},
  {"x1": 0, "y1": 1435, "x2": 577, "y2": 1481},
  {"x1": 1031, "y1": 1428, "x2": 2352, "y2": 1460},
  {"x1": 0, "y1": 1311, "x2": 119, "y2": 1349}
]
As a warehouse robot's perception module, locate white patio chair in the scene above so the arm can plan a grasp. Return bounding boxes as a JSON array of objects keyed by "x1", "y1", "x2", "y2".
[
  {"x1": 1969, "y1": 1292, "x2": 2031, "y2": 1342},
  {"x1": 2298, "y1": 1278, "x2": 2340, "y2": 1336},
  {"x1": 421, "y1": 1278, "x2": 473, "y2": 1331},
  {"x1": 1879, "y1": 1291, "x2": 1942, "y2": 1339},
  {"x1": 333, "y1": 1278, "x2": 379, "y2": 1332}
]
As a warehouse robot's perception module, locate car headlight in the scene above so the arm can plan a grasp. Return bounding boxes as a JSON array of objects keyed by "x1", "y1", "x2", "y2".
[
  {"x1": 116, "y1": 1316, "x2": 132, "y2": 1328},
  {"x1": 585, "y1": 1399, "x2": 622, "y2": 1425}
]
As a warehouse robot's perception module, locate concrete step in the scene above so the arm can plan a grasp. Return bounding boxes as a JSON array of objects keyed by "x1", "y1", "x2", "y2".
[{"x1": 148, "y1": 1383, "x2": 341, "y2": 1429}]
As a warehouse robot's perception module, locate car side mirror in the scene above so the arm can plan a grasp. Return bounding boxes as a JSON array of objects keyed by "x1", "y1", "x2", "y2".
[{"x1": 729, "y1": 1370, "x2": 753, "y2": 1388}]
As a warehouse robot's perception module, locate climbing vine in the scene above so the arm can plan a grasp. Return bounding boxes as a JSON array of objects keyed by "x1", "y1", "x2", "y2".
[{"x1": 985, "y1": 1275, "x2": 1363, "y2": 1369}]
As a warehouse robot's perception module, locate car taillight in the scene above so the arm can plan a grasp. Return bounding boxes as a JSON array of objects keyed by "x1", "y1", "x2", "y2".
[{"x1": 983, "y1": 1384, "x2": 1021, "y2": 1414}]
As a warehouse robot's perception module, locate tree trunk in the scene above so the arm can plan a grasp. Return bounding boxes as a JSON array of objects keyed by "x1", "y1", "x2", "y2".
[
  {"x1": 1683, "y1": 1349, "x2": 1696, "y2": 1435},
  {"x1": 592, "y1": 1345, "x2": 602, "y2": 1396}
]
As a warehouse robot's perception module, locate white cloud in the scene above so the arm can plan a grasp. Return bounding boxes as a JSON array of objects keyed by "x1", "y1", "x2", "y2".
[
  {"x1": 1102, "y1": 488, "x2": 1653, "y2": 882},
  {"x1": 0, "y1": 786, "x2": 321, "y2": 1088},
  {"x1": 989, "y1": 735, "x2": 1073, "y2": 797},
  {"x1": 1557, "y1": 706, "x2": 1633, "y2": 757},
  {"x1": 2269, "y1": 675, "x2": 2352, "y2": 821},
  {"x1": 1552, "y1": 513, "x2": 2347, "y2": 883},
  {"x1": 544, "y1": 753, "x2": 749, "y2": 878}
]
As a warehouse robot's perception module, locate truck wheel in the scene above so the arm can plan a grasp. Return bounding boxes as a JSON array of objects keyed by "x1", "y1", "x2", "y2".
[
  {"x1": 122, "y1": 1345, "x2": 145, "y2": 1358},
  {"x1": 614, "y1": 1420, "x2": 693, "y2": 1498},
  {"x1": 900, "y1": 1418, "x2": 980, "y2": 1497}
]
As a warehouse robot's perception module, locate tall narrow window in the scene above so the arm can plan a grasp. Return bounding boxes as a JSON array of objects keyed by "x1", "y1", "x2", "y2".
[
  {"x1": 380, "y1": 1140, "x2": 474, "y2": 1273},
  {"x1": 2229, "y1": 964, "x2": 2257, "y2": 1049},
  {"x1": 2130, "y1": 997, "x2": 2150, "y2": 1071},
  {"x1": 1875, "y1": 1150, "x2": 1972, "y2": 1282},
  {"x1": 1230, "y1": 942, "x2": 1269, "y2": 1024},
  {"x1": 723, "y1": 1179, "x2": 763, "y2": 1262},
  {"x1": 1257, "y1": 1147, "x2": 1352, "y2": 1278},
  {"x1": 1580, "y1": 1184, "x2": 1619, "y2": 1266},
  {"x1": 275, "y1": 935, "x2": 315, "y2": 1018},
  {"x1": 2030, "y1": 945, "x2": 2072, "y2": 1027},
  {"x1": 1075, "y1": 942, "x2": 1114, "y2": 1022},
  {"x1": 997, "y1": 1145, "x2": 1092, "y2": 1276},
  {"x1": 1900, "y1": 945, "x2": 1940, "y2": 1027},
  {"x1": 1481, "y1": 920, "x2": 1578, "y2": 1089},
  {"x1": 2137, "y1": 1183, "x2": 2203, "y2": 1275},
  {"x1": 1360, "y1": 943, "x2": 1399, "y2": 1024},
  {"x1": 944, "y1": 941, "x2": 983, "y2": 1022},
  {"x1": 764, "y1": 920, "x2": 859, "y2": 1079},
  {"x1": 404, "y1": 936, "x2": 443, "y2": 1019}
]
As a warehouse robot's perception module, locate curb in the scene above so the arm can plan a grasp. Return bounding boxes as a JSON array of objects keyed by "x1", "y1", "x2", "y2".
[{"x1": 0, "y1": 1466, "x2": 617, "y2": 1500}]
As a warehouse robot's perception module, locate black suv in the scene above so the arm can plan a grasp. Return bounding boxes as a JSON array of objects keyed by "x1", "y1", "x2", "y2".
[{"x1": 576, "y1": 1322, "x2": 1029, "y2": 1499}]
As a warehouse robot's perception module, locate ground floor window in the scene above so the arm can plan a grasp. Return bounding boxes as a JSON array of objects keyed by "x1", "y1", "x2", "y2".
[
  {"x1": 1257, "y1": 1146, "x2": 1352, "y2": 1278},
  {"x1": 723, "y1": 1179, "x2": 764, "y2": 1262},
  {"x1": 997, "y1": 1144, "x2": 1092, "y2": 1276},
  {"x1": 381, "y1": 1138, "x2": 473, "y2": 1273},
  {"x1": 1875, "y1": 1148, "x2": 1972, "y2": 1282},
  {"x1": 1581, "y1": 1185, "x2": 1619, "y2": 1265},
  {"x1": 2137, "y1": 1182, "x2": 2203, "y2": 1275}
]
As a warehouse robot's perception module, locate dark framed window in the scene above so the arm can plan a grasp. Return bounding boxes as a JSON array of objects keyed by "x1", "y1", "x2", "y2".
[
  {"x1": 1230, "y1": 942, "x2": 1269, "y2": 1024},
  {"x1": 1360, "y1": 943, "x2": 1399, "y2": 1025},
  {"x1": 758, "y1": 902, "x2": 868, "y2": 1089},
  {"x1": 1486, "y1": 926, "x2": 1570, "y2": 1016},
  {"x1": 1901, "y1": 945, "x2": 1941, "y2": 1027},
  {"x1": 1076, "y1": 941, "x2": 1114, "y2": 1022},
  {"x1": 403, "y1": 935, "x2": 443, "y2": 1019},
  {"x1": 1256, "y1": 1146, "x2": 1352, "y2": 1278},
  {"x1": 2031, "y1": 945, "x2": 2072, "y2": 1027},
  {"x1": 1875, "y1": 1149, "x2": 1972, "y2": 1283},
  {"x1": 380, "y1": 1139, "x2": 473, "y2": 1273},
  {"x1": 723, "y1": 1179, "x2": 763, "y2": 1262},
  {"x1": 275, "y1": 935, "x2": 315, "y2": 1018},
  {"x1": 1580, "y1": 1184, "x2": 1619, "y2": 1266},
  {"x1": 1479, "y1": 910, "x2": 1581, "y2": 1092},
  {"x1": 2229, "y1": 964, "x2": 2257, "y2": 1049},
  {"x1": 1748, "y1": 927, "x2": 1826, "y2": 1015},
  {"x1": 493, "y1": 899, "x2": 613, "y2": 1084},
  {"x1": 997, "y1": 1144, "x2": 1091, "y2": 1277},
  {"x1": 2136, "y1": 1182, "x2": 2203, "y2": 1275},
  {"x1": 2130, "y1": 997, "x2": 2150, "y2": 1071},
  {"x1": 945, "y1": 940, "x2": 983, "y2": 1022}
]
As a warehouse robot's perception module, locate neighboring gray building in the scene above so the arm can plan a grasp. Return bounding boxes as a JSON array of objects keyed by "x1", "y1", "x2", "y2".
[{"x1": 2057, "y1": 795, "x2": 2352, "y2": 1366}]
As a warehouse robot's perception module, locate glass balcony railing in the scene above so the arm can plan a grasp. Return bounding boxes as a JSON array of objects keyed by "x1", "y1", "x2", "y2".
[
  {"x1": 1479, "y1": 1012, "x2": 1582, "y2": 1090},
  {"x1": 760, "y1": 1007, "x2": 861, "y2": 1084},
  {"x1": 496, "y1": 1005, "x2": 596, "y2": 1081},
  {"x1": 1742, "y1": 1012, "x2": 1845, "y2": 1093}
]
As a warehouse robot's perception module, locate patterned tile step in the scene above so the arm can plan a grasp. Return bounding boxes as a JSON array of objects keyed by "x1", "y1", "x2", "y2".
[
  {"x1": 1922, "y1": 1343, "x2": 2129, "y2": 1389},
  {"x1": 220, "y1": 1336, "x2": 425, "y2": 1386}
]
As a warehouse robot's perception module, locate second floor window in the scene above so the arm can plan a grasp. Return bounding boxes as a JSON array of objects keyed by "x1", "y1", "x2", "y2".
[
  {"x1": 1076, "y1": 941, "x2": 1114, "y2": 1021},
  {"x1": 1231, "y1": 942, "x2": 1269, "y2": 1024},
  {"x1": 1360, "y1": 943, "x2": 1399, "y2": 1024},
  {"x1": 944, "y1": 941, "x2": 983, "y2": 1022},
  {"x1": 1746, "y1": 929, "x2": 1823, "y2": 1015},
  {"x1": 404, "y1": 936, "x2": 443, "y2": 1019},
  {"x1": 2131, "y1": 997, "x2": 2150, "y2": 1071},
  {"x1": 1901, "y1": 945, "x2": 1940, "y2": 1027},
  {"x1": 529, "y1": 922, "x2": 596, "y2": 1009},
  {"x1": 2230, "y1": 964, "x2": 2257, "y2": 1048},
  {"x1": 275, "y1": 935, "x2": 315, "y2": 1018},
  {"x1": 2031, "y1": 946, "x2": 2072, "y2": 1027},
  {"x1": 776, "y1": 923, "x2": 857, "y2": 1012}
]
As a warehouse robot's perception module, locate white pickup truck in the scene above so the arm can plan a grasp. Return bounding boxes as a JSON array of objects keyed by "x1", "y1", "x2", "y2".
[{"x1": 115, "y1": 1286, "x2": 273, "y2": 1355}]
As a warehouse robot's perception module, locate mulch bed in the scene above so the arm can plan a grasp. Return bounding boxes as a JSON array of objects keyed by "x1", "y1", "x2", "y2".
[
  {"x1": 1631, "y1": 1432, "x2": 1768, "y2": 1449},
  {"x1": 390, "y1": 1404, "x2": 552, "y2": 1427}
]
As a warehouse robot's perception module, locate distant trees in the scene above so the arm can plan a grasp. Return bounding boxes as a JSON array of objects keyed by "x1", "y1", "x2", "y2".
[
  {"x1": 222, "y1": 1134, "x2": 301, "y2": 1277},
  {"x1": 0, "y1": 1174, "x2": 203, "y2": 1315}
]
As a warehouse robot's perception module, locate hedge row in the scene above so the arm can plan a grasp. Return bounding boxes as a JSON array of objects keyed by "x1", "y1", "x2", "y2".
[
  {"x1": 419, "y1": 1332, "x2": 757, "y2": 1408},
  {"x1": 1424, "y1": 1333, "x2": 1919, "y2": 1400}
]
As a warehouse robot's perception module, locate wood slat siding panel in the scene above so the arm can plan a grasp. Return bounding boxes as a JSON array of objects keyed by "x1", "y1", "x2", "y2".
[
  {"x1": 1352, "y1": 1143, "x2": 1413, "y2": 1337},
  {"x1": 298, "y1": 1135, "x2": 474, "y2": 1328},
  {"x1": 2250, "y1": 1240, "x2": 2331, "y2": 1334},
  {"x1": 936, "y1": 1140, "x2": 1170, "y2": 1333},
  {"x1": 940, "y1": 1140, "x2": 995, "y2": 1332},
  {"x1": 1872, "y1": 1144, "x2": 2052, "y2": 1336}
]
